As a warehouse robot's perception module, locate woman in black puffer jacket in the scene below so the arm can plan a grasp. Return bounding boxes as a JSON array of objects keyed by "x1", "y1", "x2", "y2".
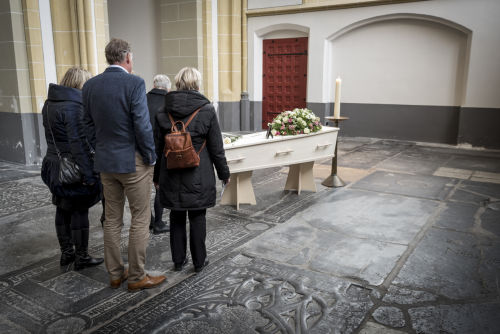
[
  {"x1": 154, "y1": 67, "x2": 230, "y2": 273},
  {"x1": 41, "y1": 67, "x2": 103, "y2": 270}
]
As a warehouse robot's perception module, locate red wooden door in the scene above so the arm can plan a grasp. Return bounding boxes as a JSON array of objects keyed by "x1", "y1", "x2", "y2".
[{"x1": 262, "y1": 37, "x2": 308, "y2": 129}]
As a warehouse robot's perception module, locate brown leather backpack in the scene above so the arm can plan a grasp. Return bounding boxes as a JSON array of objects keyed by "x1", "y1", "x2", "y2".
[{"x1": 164, "y1": 108, "x2": 206, "y2": 169}]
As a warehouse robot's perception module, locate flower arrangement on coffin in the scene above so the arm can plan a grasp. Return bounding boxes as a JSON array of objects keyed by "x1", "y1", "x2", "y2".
[
  {"x1": 268, "y1": 108, "x2": 322, "y2": 136},
  {"x1": 223, "y1": 135, "x2": 241, "y2": 144}
]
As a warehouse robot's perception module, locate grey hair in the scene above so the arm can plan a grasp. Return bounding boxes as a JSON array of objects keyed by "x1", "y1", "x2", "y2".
[
  {"x1": 175, "y1": 67, "x2": 201, "y2": 91},
  {"x1": 153, "y1": 74, "x2": 171, "y2": 90}
]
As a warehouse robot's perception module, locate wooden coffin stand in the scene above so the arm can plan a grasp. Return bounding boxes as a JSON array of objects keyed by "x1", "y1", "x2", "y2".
[{"x1": 221, "y1": 126, "x2": 339, "y2": 209}]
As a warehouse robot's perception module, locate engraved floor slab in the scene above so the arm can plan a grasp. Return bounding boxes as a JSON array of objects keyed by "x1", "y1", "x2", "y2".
[
  {"x1": 0, "y1": 163, "x2": 41, "y2": 183},
  {"x1": 444, "y1": 154, "x2": 500, "y2": 173},
  {"x1": 408, "y1": 303, "x2": 500, "y2": 334},
  {"x1": 242, "y1": 188, "x2": 437, "y2": 285},
  {"x1": 0, "y1": 139, "x2": 499, "y2": 333},
  {"x1": 393, "y1": 227, "x2": 500, "y2": 300},
  {"x1": 0, "y1": 177, "x2": 52, "y2": 217},
  {"x1": 351, "y1": 171, "x2": 458, "y2": 200},
  {"x1": 40, "y1": 271, "x2": 107, "y2": 302},
  {"x1": 339, "y1": 140, "x2": 414, "y2": 170},
  {"x1": 0, "y1": 204, "x2": 105, "y2": 275},
  {"x1": 433, "y1": 167, "x2": 473, "y2": 179},
  {"x1": 93, "y1": 254, "x2": 375, "y2": 334},
  {"x1": 378, "y1": 147, "x2": 453, "y2": 175}
]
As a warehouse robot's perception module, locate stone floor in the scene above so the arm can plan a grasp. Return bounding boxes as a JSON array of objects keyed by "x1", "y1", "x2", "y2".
[{"x1": 0, "y1": 137, "x2": 499, "y2": 333}]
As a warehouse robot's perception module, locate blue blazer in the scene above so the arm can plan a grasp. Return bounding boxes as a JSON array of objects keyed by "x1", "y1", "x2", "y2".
[{"x1": 83, "y1": 67, "x2": 156, "y2": 173}]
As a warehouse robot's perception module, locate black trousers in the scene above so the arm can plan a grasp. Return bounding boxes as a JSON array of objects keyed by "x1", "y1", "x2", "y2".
[
  {"x1": 55, "y1": 207, "x2": 89, "y2": 253},
  {"x1": 152, "y1": 187, "x2": 164, "y2": 223},
  {"x1": 169, "y1": 209, "x2": 206, "y2": 268},
  {"x1": 55, "y1": 207, "x2": 89, "y2": 230}
]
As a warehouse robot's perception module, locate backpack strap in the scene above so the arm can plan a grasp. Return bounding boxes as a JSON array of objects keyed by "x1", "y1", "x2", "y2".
[
  {"x1": 184, "y1": 108, "x2": 201, "y2": 127},
  {"x1": 197, "y1": 140, "x2": 206, "y2": 154},
  {"x1": 167, "y1": 108, "x2": 201, "y2": 132},
  {"x1": 186, "y1": 108, "x2": 205, "y2": 154}
]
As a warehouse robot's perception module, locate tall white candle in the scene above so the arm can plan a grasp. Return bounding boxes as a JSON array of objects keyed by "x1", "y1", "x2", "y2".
[{"x1": 334, "y1": 77, "x2": 341, "y2": 119}]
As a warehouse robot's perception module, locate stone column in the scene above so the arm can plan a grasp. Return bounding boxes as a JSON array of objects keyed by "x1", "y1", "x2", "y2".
[
  {"x1": 217, "y1": 0, "x2": 241, "y2": 131},
  {"x1": 202, "y1": 0, "x2": 214, "y2": 100},
  {"x1": 0, "y1": 0, "x2": 49, "y2": 164},
  {"x1": 50, "y1": 0, "x2": 107, "y2": 80},
  {"x1": 160, "y1": 0, "x2": 203, "y2": 93}
]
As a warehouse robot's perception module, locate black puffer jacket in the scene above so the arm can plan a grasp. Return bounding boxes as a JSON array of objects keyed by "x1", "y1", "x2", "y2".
[
  {"x1": 153, "y1": 90, "x2": 230, "y2": 210},
  {"x1": 41, "y1": 84, "x2": 101, "y2": 210}
]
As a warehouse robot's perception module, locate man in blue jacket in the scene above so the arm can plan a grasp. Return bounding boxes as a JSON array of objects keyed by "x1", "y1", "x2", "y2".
[{"x1": 83, "y1": 38, "x2": 166, "y2": 292}]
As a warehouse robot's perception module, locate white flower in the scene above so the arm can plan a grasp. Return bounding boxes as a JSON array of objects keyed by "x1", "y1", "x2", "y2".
[
  {"x1": 271, "y1": 129, "x2": 277, "y2": 136},
  {"x1": 304, "y1": 128, "x2": 310, "y2": 134},
  {"x1": 223, "y1": 137, "x2": 231, "y2": 144},
  {"x1": 283, "y1": 117, "x2": 289, "y2": 123},
  {"x1": 274, "y1": 119, "x2": 281, "y2": 125}
]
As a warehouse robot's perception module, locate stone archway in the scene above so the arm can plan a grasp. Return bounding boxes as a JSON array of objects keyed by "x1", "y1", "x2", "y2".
[{"x1": 324, "y1": 14, "x2": 472, "y2": 144}]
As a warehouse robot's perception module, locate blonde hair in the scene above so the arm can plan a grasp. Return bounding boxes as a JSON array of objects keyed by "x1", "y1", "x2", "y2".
[
  {"x1": 153, "y1": 74, "x2": 171, "y2": 90},
  {"x1": 175, "y1": 67, "x2": 201, "y2": 91},
  {"x1": 60, "y1": 67, "x2": 91, "y2": 89}
]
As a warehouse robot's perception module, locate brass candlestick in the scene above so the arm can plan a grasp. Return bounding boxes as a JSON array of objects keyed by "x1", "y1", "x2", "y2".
[{"x1": 322, "y1": 116, "x2": 349, "y2": 187}]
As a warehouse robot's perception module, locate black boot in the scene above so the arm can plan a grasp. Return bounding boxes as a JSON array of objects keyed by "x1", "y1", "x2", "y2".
[
  {"x1": 72, "y1": 229, "x2": 104, "y2": 270},
  {"x1": 100, "y1": 198, "x2": 105, "y2": 227},
  {"x1": 100, "y1": 212, "x2": 105, "y2": 227},
  {"x1": 55, "y1": 224, "x2": 75, "y2": 266},
  {"x1": 152, "y1": 219, "x2": 170, "y2": 235},
  {"x1": 149, "y1": 213, "x2": 154, "y2": 230}
]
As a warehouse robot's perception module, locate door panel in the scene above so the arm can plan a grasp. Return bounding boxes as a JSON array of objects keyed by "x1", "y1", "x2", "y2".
[{"x1": 262, "y1": 37, "x2": 308, "y2": 129}]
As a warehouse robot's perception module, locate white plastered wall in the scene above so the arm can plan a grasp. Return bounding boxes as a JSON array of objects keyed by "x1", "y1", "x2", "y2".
[
  {"x1": 247, "y1": 0, "x2": 500, "y2": 108},
  {"x1": 108, "y1": 0, "x2": 160, "y2": 91},
  {"x1": 324, "y1": 15, "x2": 470, "y2": 106}
]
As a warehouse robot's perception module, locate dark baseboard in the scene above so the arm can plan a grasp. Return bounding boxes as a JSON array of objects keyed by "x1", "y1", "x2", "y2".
[
  {"x1": 0, "y1": 112, "x2": 45, "y2": 165},
  {"x1": 248, "y1": 101, "x2": 500, "y2": 148},
  {"x1": 458, "y1": 107, "x2": 500, "y2": 149},
  {"x1": 338, "y1": 103, "x2": 460, "y2": 145}
]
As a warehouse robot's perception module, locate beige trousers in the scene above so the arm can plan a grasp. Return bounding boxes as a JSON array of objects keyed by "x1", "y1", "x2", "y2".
[{"x1": 101, "y1": 153, "x2": 153, "y2": 283}]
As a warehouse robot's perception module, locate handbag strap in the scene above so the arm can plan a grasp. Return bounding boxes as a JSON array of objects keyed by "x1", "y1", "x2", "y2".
[
  {"x1": 46, "y1": 104, "x2": 95, "y2": 158},
  {"x1": 46, "y1": 104, "x2": 62, "y2": 159}
]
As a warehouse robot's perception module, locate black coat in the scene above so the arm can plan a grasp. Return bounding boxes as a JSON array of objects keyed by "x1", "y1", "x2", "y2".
[
  {"x1": 41, "y1": 84, "x2": 101, "y2": 211},
  {"x1": 147, "y1": 88, "x2": 167, "y2": 130},
  {"x1": 153, "y1": 90, "x2": 230, "y2": 210}
]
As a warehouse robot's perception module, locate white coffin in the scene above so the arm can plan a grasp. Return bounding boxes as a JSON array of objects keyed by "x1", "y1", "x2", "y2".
[
  {"x1": 220, "y1": 127, "x2": 339, "y2": 209},
  {"x1": 223, "y1": 126, "x2": 339, "y2": 173}
]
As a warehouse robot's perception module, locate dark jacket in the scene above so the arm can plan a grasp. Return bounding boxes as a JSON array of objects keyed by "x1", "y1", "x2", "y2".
[
  {"x1": 146, "y1": 88, "x2": 167, "y2": 130},
  {"x1": 41, "y1": 84, "x2": 101, "y2": 210},
  {"x1": 82, "y1": 67, "x2": 156, "y2": 173},
  {"x1": 153, "y1": 90, "x2": 230, "y2": 210}
]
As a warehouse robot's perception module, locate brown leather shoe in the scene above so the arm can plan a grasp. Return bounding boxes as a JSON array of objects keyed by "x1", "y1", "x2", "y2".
[
  {"x1": 110, "y1": 269, "x2": 129, "y2": 289},
  {"x1": 128, "y1": 274, "x2": 166, "y2": 292}
]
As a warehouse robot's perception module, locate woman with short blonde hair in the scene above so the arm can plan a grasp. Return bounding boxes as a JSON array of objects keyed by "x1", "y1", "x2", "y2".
[
  {"x1": 154, "y1": 67, "x2": 229, "y2": 273},
  {"x1": 174, "y1": 67, "x2": 201, "y2": 91},
  {"x1": 60, "y1": 67, "x2": 91, "y2": 90}
]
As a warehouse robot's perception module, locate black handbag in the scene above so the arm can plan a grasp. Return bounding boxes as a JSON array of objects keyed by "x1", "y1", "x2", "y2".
[
  {"x1": 58, "y1": 154, "x2": 82, "y2": 184},
  {"x1": 47, "y1": 105, "x2": 83, "y2": 185}
]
